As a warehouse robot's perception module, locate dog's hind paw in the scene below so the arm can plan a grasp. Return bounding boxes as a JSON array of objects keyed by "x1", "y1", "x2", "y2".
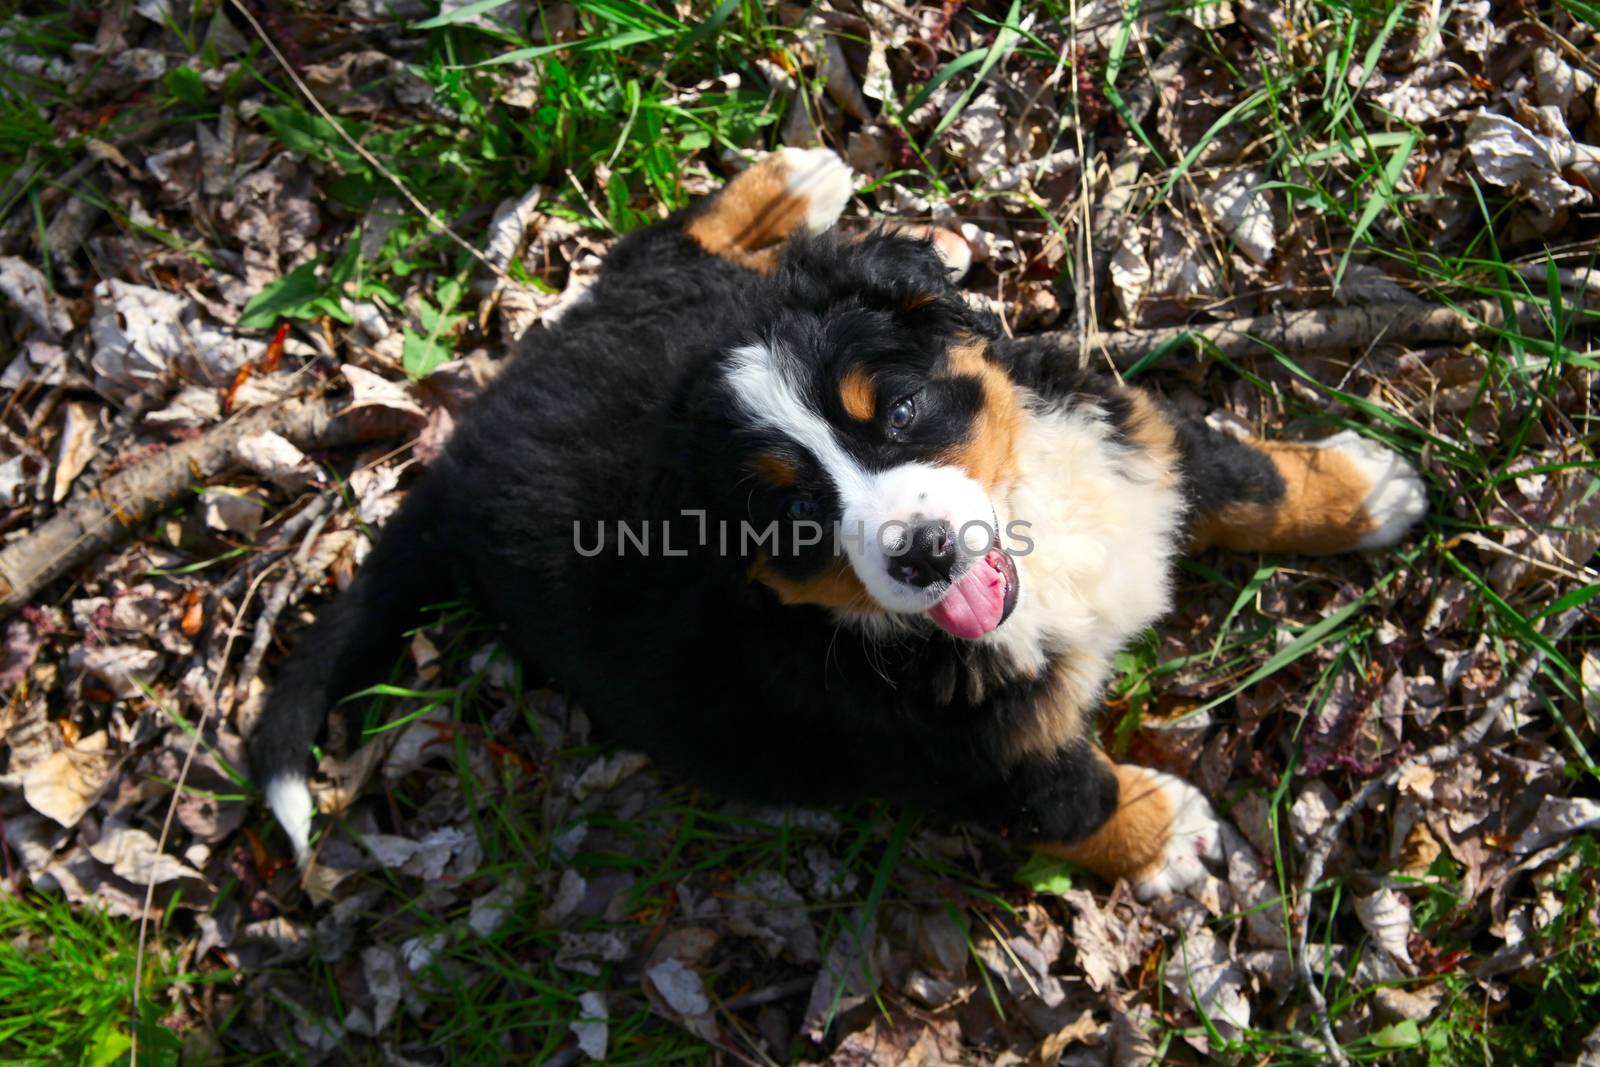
[{"x1": 1314, "y1": 430, "x2": 1429, "y2": 550}]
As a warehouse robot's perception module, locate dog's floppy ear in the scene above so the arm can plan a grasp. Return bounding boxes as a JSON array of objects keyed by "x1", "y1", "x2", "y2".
[
  {"x1": 669, "y1": 348, "x2": 767, "y2": 515},
  {"x1": 777, "y1": 231, "x2": 1001, "y2": 340}
]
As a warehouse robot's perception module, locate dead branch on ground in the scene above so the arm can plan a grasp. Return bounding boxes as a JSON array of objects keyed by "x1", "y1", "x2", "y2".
[
  {"x1": 1040, "y1": 298, "x2": 1554, "y2": 371},
  {"x1": 0, "y1": 395, "x2": 393, "y2": 621}
]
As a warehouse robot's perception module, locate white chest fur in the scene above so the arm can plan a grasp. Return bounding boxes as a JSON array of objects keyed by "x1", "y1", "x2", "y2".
[{"x1": 983, "y1": 395, "x2": 1188, "y2": 680}]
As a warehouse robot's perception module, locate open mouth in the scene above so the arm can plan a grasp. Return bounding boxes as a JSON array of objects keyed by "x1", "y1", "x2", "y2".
[{"x1": 926, "y1": 547, "x2": 1020, "y2": 640}]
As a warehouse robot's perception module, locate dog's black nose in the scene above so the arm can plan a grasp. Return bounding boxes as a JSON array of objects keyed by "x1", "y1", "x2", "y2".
[{"x1": 891, "y1": 520, "x2": 956, "y2": 588}]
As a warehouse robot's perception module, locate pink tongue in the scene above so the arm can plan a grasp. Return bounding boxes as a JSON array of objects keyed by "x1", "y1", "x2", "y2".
[{"x1": 927, "y1": 553, "x2": 1007, "y2": 640}]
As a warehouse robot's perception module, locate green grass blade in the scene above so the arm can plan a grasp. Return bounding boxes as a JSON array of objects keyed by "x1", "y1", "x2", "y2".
[
  {"x1": 471, "y1": 26, "x2": 678, "y2": 68},
  {"x1": 414, "y1": 0, "x2": 516, "y2": 29},
  {"x1": 904, "y1": 49, "x2": 986, "y2": 115},
  {"x1": 1333, "y1": 129, "x2": 1418, "y2": 291},
  {"x1": 1188, "y1": 588, "x2": 1379, "y2": 718},
  {"x1": 1208, "y1": 564, "x2": 1277, "y2": 664},
  {"x1": 927, "y1": 0, "x2": 1021, "y2": 144},
  {"x1": 1442, "y1": 550, "x2": 1583, "y2": 685}
]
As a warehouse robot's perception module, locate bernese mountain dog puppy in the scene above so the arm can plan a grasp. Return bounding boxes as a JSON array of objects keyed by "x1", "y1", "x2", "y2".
[{"x1": 249, "y1": 147, "x2": 1427, "y2": 899}]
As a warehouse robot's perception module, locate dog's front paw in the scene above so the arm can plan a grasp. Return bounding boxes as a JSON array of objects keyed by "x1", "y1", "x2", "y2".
[
  {"x1": 1314, "y1": 430, "x2": 1429, "y2": 549},
  {"x1": 1123, "y1": 770, "x2": 1225, "y2": 901},
  {"x1": 1041, "y1": 763, "x2": 1225, "y2": 901}
]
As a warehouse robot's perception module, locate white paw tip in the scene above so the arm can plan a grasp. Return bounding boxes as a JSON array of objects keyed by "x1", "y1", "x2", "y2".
[
  {"x1": 1131, "y1": 771, "x2": 1224, "y2": 902},
  {"x1": 774, "y1": 146, "x2": 854, "y2": 233},
  {"x1": 265, "y1": 773, "x2": 315, "y2": 864},
  {"x1": 1317, "y1": 431, "x2": 1428, "y2": 549}
]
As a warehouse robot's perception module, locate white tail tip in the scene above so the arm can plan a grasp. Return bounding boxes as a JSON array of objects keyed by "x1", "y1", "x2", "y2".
[{"x1": 265, "y1": 774, "x2": 315, "y2": 864}]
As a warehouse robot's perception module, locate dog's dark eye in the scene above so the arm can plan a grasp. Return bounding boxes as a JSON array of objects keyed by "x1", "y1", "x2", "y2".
[
  {"x1": 887, "y1": 397, "x2": 916, "y2": 436},
  {"x1": 787, "y1": 496, "x2": 818, "y2": 520}
]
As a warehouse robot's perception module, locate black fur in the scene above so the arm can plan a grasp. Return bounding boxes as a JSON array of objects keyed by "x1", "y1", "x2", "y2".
[
  {"x1": 247, "y1": 210, "x2": 1281, "y2": 856},
  {"x1": 1170, "y1": 415, "x2": 1287, "y2": 518}
]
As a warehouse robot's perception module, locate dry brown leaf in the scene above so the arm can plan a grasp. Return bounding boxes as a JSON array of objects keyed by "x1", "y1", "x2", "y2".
[
  {"x1": 645, "y1": 957, "x2": 711, "y2": 1016},
  {"x1": 484, "y1": 186, "x2": 544, "y2": 272},
  {"x1": 570, "y1": 990, "x2": 608, "y2": 1060},
  {"x1": 47, "y1": 402, "x2": 100, "y2": 502},
  {"x1": 1032, "y1": 1009, "x2": 1102, "y2": 1066},
  {"x1": 1467, "y1": 110, "x2": 1600, "y2": 220},
  {"x1": 727, "y1": 869, "x2": 820, "y2": 963},
  {"x1": 343, "y1": 944, "x2": 404, "y2": 1037},
  {"x1": 144, "y1": 386, "x2": 223, "y2": 430},
  {"x1": 1354, "y1": 888, "x2": 1415, "y2": 972},
  {"x1": 340, "y1": 364, "x2": 428, "y2": 424},
  {"x1": 198, "y1": 488, "x2": 265, "y2": 538},
  {"x1": 86, "y1": 817, "x2": 203, "y2": 883},
  {"x1": 1201, "y1": 168, "x2": 1276, "y2": 265},
  {"x1": 803, "y1": 909, "x2": 879, "y2": 1040},
  {"x1": 1510, "y1": 796, "x2": 1600, "y2": 854},
  {"x1": 830, "y1": 1015, "x2": 960, "y2": 1067},
  {"x1": 235, "y1": 430, "x2": 316, "y2": 491},
  {"x1": 80, "y1": 644, "x2": 163, "y2": 699},
  {"x1": 469, "y1": 876, "x2": 524, "y2": 938},
  {"x1": 309, "y1": 740, "x2": 386, "y2": 817},
  {"x1": 571, "y1": 750, "x2": 651, "y2": 800},
  {"x1": 0, "y1": 256, "x2": 73, "y2": 338},
  {"x1": 1163, "y1": 917, "x2": 1253, "y2": 1045},
  {"x1": 1063, "y1": 889, "x2": 1156, "y2": 992},
  {"x1": 556, "y1": 930, "x2": 634, "y2": 976}
]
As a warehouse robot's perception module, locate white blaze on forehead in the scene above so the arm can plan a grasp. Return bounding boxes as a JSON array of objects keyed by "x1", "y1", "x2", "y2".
[
  {"x1": 725, "y1": 342, "x2": 873, "y2": 502},
  {"x1": 724, "y1": 342, "x2": 996, "y2": 614}
]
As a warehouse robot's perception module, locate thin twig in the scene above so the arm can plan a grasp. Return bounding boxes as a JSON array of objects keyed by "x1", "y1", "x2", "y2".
[
  {"x1": 721, "y1": 975, "x2": 816, "y2": 1012},
  {"x1": 1293, "y1": 607, "x2": 1584, "y2": 1065},
  {"x1": 223, "y1": 0, "x2": 509, "y2": 282},
  {"x1": 1066, "y1": 0, "x2": 1094, "y2": 367}
]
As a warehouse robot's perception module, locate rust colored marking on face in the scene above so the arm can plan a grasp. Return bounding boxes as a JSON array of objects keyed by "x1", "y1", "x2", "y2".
[
  {"x1": 939, "y1": 340, "x2": 1022, "y2": 492},
  {"x1": 686, "y1": 153, "x2": 810, "y2": 272},
  {"x1": 839, "y1": 367, "x2": 876, "y2": 421},
  {"x1": 751, "y1": 557, "x2": 880, "y2": 613},
  {"x1": 1037, "y1": 758, "x2": 1177, "y2": 885},
  {"x1": 1189, "y1": 440, "x2": 1379, "y2": 555},
  {"x1": 752, "y1": 454, "x2": 798, "y2": 489}
]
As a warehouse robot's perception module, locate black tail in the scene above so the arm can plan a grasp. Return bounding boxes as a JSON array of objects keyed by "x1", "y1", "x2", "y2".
[{"x1": 247, "y1": 477, "x2": 452, "y2": 860}]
